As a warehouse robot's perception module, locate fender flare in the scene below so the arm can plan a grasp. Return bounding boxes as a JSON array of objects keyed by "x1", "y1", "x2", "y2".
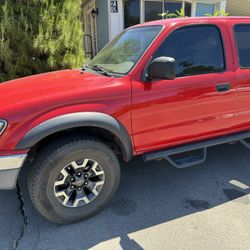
[{"x1": 16, "y1": 112, "x2": 133, "y2": 161}]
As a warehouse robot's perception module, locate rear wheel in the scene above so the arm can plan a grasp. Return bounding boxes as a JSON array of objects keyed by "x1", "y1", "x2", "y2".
[{"x1": 28, "y1": 138, "x2": 120, "y2": 224}]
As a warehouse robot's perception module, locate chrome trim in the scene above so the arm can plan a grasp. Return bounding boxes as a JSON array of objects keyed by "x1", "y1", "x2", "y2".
[
  {"x1": 0, "y1": 120, "x2": 7, "y2": 136},
  {"x1": 0, "y1": 154, "x2": 27, "y2": 171}
]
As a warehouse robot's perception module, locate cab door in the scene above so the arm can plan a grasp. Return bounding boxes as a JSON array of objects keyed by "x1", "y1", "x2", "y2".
[
  {"x1": 231, "y1": 23, "x2": 250, "y2": 131},
  {"x1": 132, "y1": 24, "x2": 236, "y2": 153}
]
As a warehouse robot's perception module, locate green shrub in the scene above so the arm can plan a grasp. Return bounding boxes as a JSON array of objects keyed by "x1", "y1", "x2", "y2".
[
  {"x1": 0, "y1": 0, "x2": 85, "y2": 83},
  {"x1": 205, "y1": 10, "x2": 229, "y2": 16}
]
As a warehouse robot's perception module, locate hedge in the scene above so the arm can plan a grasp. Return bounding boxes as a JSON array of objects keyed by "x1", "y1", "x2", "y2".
[{"x1": 0, "y1": 0, "x2": 85, "y2": 83}]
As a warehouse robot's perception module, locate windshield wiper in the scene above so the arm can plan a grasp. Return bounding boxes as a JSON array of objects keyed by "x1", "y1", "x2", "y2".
[{"x1": 84, "y1": 65, "x2": 113, "y2": 77}]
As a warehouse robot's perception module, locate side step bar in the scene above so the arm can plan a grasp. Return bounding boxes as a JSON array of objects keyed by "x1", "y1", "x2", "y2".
[{"x1": 144, "y1": 131, "x2": 250, "y2": 168}]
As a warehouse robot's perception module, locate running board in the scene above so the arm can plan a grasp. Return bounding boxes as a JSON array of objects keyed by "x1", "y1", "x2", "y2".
[
  {"x1": 240, "y1": 137, "x2": 250, "y2": 150},
  {"x1": 164, "y1": 148, "x2": 207, "y2": 168},
  {"x1": 144, "y1": 131, "x2": 250, "y2": 168}
]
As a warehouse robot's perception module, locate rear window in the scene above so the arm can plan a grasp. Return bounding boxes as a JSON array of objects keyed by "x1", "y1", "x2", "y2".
[{"x1": 234, "y1": 25, "x2": 250, "y2": 68}]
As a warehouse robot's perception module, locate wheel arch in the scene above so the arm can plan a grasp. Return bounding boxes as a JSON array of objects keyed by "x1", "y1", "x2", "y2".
[{"x1": 16, "y1": 112, "x2": 133, "y2": 161}]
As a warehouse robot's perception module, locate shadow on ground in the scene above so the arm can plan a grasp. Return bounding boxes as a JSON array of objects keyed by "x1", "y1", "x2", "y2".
[{"x1": 1, "y1": 143, "x2": 250, "y2": 249}]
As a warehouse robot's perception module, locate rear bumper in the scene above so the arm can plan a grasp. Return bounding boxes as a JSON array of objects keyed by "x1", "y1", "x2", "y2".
[{"x1": 0, "y1": 154, "x2": 27, "y2": 189}]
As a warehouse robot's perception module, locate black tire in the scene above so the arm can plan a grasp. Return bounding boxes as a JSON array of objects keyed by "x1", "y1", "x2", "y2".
[{"x1": 28, "y1": 137, "x2": 120, "y2": 224}]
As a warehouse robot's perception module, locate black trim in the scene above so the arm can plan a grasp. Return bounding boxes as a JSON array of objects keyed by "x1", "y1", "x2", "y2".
[
  {"x1": 16, "y1": 112, "x2": 133, "y2": 161},
  {"x1": 144, "y1": 131, "x2": 250, "y2": 162}
]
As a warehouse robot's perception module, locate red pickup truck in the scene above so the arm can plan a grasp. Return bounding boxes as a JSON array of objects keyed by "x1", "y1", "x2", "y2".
[{"x1": 0, "y1": 17, "x2": 250, "y2": 224}]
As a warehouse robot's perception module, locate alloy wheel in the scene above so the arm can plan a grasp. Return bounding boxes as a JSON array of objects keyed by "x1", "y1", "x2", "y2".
[{"x1": 54, "y1": 159, "x2": 105, "y2": 208}]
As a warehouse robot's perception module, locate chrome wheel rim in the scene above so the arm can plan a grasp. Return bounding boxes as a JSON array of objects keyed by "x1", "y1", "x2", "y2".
[{"x1": 54, "y1": 159, "x2": 105, "y2": 208}]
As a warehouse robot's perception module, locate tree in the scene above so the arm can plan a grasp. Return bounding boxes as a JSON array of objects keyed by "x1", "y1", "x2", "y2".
[{"x1": 0, "y1": 0, "x2": 85, "y2": 83}]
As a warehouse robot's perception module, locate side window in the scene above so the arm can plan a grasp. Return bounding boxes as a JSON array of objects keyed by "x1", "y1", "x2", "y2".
[
  {"x1": 153, "y1": 25, "x2": 225, "y2": 77},
  {"x1": 234, "y1": 25, "x2": 250, "y2": 68}
]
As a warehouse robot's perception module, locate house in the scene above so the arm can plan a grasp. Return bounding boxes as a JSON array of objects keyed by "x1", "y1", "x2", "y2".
[{"x1": 83, "y1": 0, "x2": 250, "y2": 57}]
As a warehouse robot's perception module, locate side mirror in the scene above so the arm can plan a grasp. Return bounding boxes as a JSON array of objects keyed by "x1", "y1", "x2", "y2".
[{"x1": 147, "y1": 57, "x2": 176, "y2": 80}]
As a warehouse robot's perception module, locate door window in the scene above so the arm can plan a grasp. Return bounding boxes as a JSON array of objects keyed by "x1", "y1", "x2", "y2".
[
  {"x1": 153, "y1": 25, "x2": 225, "y2": 77},
  {"x1": 234, "y1": 25, "x2": 250, "y2": 68}
]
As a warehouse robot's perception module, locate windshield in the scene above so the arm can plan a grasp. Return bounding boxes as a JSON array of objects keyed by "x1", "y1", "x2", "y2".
[{"x1": 88, "y1": 25, "x2": 163, "y2": 75}]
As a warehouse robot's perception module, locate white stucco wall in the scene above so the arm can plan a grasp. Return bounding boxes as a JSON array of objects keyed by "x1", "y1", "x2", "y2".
[{"x1": 108, "y1": 0, "x2": 124, "y2": 40}]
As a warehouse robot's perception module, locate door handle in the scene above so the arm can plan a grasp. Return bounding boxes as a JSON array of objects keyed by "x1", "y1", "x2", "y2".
[{"x1": 216, "y1": 83, "x2": 231, "y2": 92}]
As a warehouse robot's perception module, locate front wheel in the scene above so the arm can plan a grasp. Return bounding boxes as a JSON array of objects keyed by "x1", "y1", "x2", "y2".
[{"x1": 28, "y1": 138, "x2": 120, "y2": 224}]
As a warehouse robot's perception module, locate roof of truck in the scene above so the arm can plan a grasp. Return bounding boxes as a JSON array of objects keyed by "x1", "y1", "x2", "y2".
[{"x1": 134, "y1": 16, "x2": 250, "y2": 28}]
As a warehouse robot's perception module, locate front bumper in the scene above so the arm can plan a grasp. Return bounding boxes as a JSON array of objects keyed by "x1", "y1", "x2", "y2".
[{"x1": 0, "y1": 154, "x2": 27, "y2": 189}]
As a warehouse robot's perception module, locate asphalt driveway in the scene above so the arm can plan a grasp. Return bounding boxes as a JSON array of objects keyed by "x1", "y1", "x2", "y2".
[{"x1": 1, "y1": 142, "x2": 250, "y2": 250}]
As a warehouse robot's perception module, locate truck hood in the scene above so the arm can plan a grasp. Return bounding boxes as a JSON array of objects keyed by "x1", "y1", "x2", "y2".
[{"x1": 0, "y1": 69, "x2": 114, "y2": 113}]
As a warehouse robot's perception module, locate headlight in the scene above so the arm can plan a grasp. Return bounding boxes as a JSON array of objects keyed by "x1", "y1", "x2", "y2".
[{"x1": 0, "y1": 120, "x2": 7, "y2": 135}]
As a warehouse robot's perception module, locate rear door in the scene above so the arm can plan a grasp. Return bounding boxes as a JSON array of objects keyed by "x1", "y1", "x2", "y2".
[
  {"x1": 132, "y1": 23, "x2": 236, "y2": 153},
  {"x1": 231, "y1": 23, "x2": 250, "y2": 131}
]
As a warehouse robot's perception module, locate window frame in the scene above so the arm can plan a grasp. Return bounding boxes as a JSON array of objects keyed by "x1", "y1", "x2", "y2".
[
  {"x1": 233, "y1": 23, "x2": 250, "y2": 70},
  {"x1": 144, "y1": 0, "x2": 193, "y2": 22},
  {"x1": 150, "y1": 24, "x2": 227, "y2": 78}
]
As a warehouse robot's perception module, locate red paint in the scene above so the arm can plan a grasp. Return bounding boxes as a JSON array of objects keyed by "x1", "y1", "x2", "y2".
[{"x1": 0, "y1": 17, "x2": 250, "y2": 157}]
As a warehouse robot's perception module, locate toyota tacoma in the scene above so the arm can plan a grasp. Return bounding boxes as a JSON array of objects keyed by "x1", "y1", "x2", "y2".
[{"x1": 0, "y1": 17, "x2": 250, "y2": 224}]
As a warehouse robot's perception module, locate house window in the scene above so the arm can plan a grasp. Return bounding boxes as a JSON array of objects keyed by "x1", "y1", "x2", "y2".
[
  {"x1": 196, "y1": 3, "x2": 215, "y2": 16},
  {"x1": 164, "y1": 1, "x2": 182, "y2": 15},
  {"x1": 145, "y1": 1, "x2": 162, "y2": 22},
  {"x1": 124, "y1": 0, "x2": 140, "y2": 28},
  {"x1": 144, "y1": 1, "x2": 192, "y2": 22},
  {"x1": 185, "y1": 2, "x2": 192, "y2": 17}
]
